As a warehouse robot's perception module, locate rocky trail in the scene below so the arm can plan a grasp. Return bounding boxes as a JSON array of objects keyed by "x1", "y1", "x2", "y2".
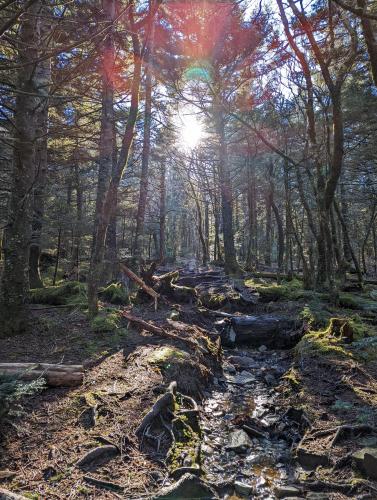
[{"x1": 1, "y1": 264, "x2": 377, "y2": 499}]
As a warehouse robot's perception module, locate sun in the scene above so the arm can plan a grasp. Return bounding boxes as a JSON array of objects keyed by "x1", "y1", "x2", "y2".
[{"x1": 178, "y1": 113, "x2": 204, "y2": 150}]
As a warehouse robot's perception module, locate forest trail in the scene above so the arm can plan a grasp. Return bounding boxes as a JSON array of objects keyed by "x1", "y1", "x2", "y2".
[{"x1": 1, "y1": 263, "x2": 377, "y2": 499}]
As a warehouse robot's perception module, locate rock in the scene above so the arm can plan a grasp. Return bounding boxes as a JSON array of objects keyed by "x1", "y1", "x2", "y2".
[
  {"x1": 225, "y1": 371, "x2": 255, "y2": 385},
  {"x1": 170, "y1": 466, "x2": 200, "y2": 480},
  {"x1": 226, "y1": 429, "x2": 252, "y2": 453},
  {"x1": 264, "y1": 374, "x2": 277, "y2": 386},
  {"x1": 296, "y1": 447, "x2": 330, "y2": 468},
  {"x1": 234, "y1": 480, "x2": 254, "y2": 497},
  {"x1": 154, "y1": 473, "x2": 218, "y2": 499},
  {"x1": 227, "y1": 355, "x2": 257, "y2": 369},
  {"x1": 352, "y1": 447, "x2": 377, "y2": 479},
  {"x1": 259, "y1": 345, "x2": 268, "y2": 352},
  {"x1": 274, "y1": 485, "x2": 302, "y2": 498},
  {"x1": 0, "y1": 489, "x2": 28, "y2": 500},
  {"x1": 75, "y1": 445, "x2": 118, "y2": 470},
  {"x1": 223, "y1": 363, "x2": 236, "y2": 374}
]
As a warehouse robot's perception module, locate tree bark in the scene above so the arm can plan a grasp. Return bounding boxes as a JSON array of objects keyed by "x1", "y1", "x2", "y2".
[
  {"x1": 0, "y1": 1, "x2": 41, "y2": 334},
  {"x1": 133, "y1": 18, "x2": 155, "y2": 261}
]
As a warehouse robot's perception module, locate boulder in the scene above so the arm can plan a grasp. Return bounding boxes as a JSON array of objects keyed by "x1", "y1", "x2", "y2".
[
  {"x1": 154, "y1": 473, "x2": 218, "y2": 499},
  {"x1": 226, "y1": 429, "x2": 252, "y2": 453},
  {"x1": 227, "y1": 355, "x2": 258, "y2": 369}
]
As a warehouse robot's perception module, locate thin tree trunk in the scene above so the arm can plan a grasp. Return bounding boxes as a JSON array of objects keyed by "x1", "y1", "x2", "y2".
[
  {"x1": 159, "y1": 163, "x2": 166, "y2": 263},
  {"x1": 214, "y1": 103, "x2": 240, "y2": 274},
  {"x1": 133, "y1": 18, "x2": 155, "y2": 261}
]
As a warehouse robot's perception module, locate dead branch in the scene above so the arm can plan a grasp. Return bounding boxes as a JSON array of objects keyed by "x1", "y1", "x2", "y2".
[
  {"x1": 120, "y1": 263, "x2": 159, "y2": 309},
  {"x1": 121, "y1": 312, "x2": 198, "y2": 349}
]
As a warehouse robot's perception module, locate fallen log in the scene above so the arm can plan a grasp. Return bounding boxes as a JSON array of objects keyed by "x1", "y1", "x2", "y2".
[
  {"x1": 120, "y1": 263, "x2": 159, "y2": 309},
  {"x1": 215, "y1": 314, "x2": 299, "y2": 348},
  {"x1": 121, "y1": 312, "x2": 198, "y2": 349},
  {"x1": 0, "y1": 363, "x2": 84, "y2": 387}
]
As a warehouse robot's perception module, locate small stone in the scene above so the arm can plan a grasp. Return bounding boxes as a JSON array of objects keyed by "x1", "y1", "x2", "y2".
[
  {"x1": 234, "y1": 480, "x2": 254, "y2": 497},
  {"x1": 202, "y1": 444, "x2": 214, "y2": 455},
  {"x1": 274, "y1": 485, "x2": 302, "y2": 498},
  {"x1": 226, "y1": 429, "x2": 252, "y2": 453},
  {"x1": 259, "y1": 345, "x2": 267, "y2": 352}
]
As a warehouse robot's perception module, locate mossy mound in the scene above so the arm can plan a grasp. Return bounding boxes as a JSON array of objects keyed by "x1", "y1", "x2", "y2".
[
  {"x1": 148, "y1": 347, "x2": 189, "y2": 367},
  {"x1": 198, "y1": 290, "x2": 227, "y2": 309},
  {"x1": 29, "y1": 281, "x2": 86, "y2": 305},
  {"x1": 90, "y1": 309, "x2": 122, "y2": 332},
  {"x1": 295, "y1": 318, "x2": 354, "y2": 360},
  {"x1": 244, "y1": 277, "x2": 312, "y2": 302},
  {"x1": 99, "y1": 282, "x2": 129, "y2": 305}
]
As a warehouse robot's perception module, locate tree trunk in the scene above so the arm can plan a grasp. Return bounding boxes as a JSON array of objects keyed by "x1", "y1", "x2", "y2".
[
  {"x1": 133, "y1": 19, "x2": 155, "y2": 261},
  {"x1": 159, "y1": 163, "x2": 166, "y2": 263},
  {"x1": 357, "y1": 0, "x2": 377, "y2": 86},
  {"x1": 88, "y1": 7, "x2": 144, "y2": 317},
  {"x1": 0, "y1": 1, "x2": 41, "y2": 334},
  {"x1": 29, "y1": 30, "x2": 50, "y2": 289},
  {"x1": 214, "y1": 103, "x2": 240, "y2": 274},
  {"x1": 91, "y1": 0, "x2": 116, "y2": 255}
]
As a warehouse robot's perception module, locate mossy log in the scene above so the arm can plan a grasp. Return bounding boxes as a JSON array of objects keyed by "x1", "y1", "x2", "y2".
[{"x1": 0, "y1": 363, "x2": 84, "y2": 387}]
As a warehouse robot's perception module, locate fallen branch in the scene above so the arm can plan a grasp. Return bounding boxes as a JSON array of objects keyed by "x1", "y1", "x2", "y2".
[
  {"x1": 120, "y1": 263, "x2": 159, "y2": 310},
  {"x1": 0, "y1": 363, "x2": 84, "y2": 387},
  {"x1": 122, "y1": 312, "x2": 198, "y2": 349}
]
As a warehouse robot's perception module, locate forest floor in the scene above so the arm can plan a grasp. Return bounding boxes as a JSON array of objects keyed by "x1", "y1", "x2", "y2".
[{"x1": 1, "y1": 264, "x2": 377, "y2": 499}]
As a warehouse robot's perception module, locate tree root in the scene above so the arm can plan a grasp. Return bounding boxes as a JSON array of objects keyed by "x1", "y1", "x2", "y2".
[
  {"x1": 83, "y1": 475, "x2": 124, "y2": 493},
  {"x1": 135, "y1": 382, "x2": 177, "y2": 439},
  {"x1": 307, "y1": 424, "x2": 377, "y2": 447},
  {"x1": 330, "y1": 424, "x2": 377, "y2": 447}
]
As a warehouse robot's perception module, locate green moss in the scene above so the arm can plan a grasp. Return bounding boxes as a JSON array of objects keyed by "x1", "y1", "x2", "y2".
[
  {"x1": 90, "y1": 309, "x2": 122, "y2": 332},
  {"x1": 244, "y1": 277, "x2": 313, "y2": 302},
  {"x1": 148, "y1": 347, "x2": 188, "y2": 368},
  {"x1": 339, "y1": 293, "x2": 377, "y2": 313},
  {"x1": 29, "y1": 281, "x2": 86, "y2": 306},
  {"x1": 198, "y1": 291, "x2": 227, "y2": 308},
  {"x1": 295, "y1": 319, "x2": 352, "y2": 360},
  {"x1": 283, "y1": 367, "x2": 301, "y2": 388},
  {"x1": 99, "y1": 283, "x2": 129, "y2": 305}
]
